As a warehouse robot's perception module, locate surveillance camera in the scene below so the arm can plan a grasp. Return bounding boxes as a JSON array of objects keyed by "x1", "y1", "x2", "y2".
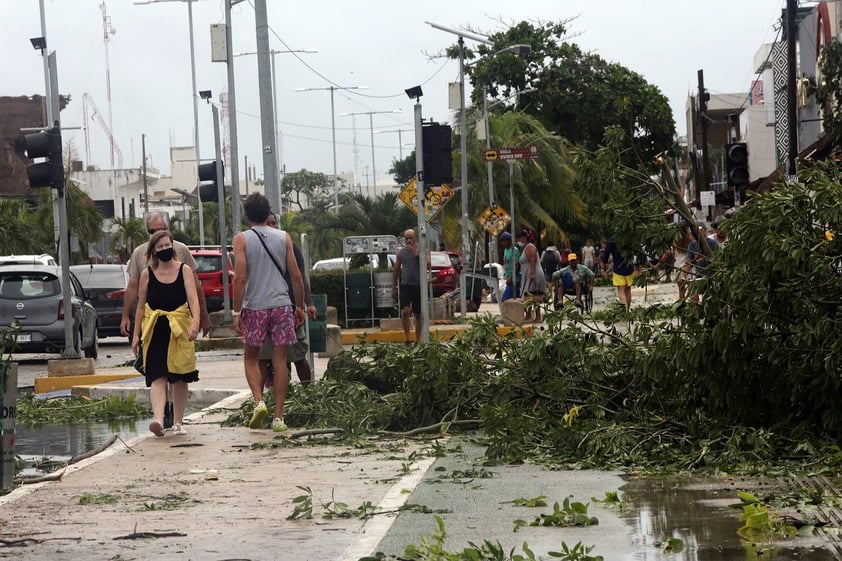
[{"x1": 199, "y1": 90, "x2": 212, "y2": 101}]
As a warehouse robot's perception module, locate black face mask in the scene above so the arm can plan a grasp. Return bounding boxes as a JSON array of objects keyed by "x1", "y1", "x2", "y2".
[{"x1": 156, "y1": 248, "x2": 175, "y2": 262}]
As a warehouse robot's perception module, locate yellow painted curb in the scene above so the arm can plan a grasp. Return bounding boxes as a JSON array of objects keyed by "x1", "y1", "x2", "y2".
[
  {"x1": 339, "y1": 324, "x2": 532, "y2": 345},
  {"x1": 34, "y1": 373, "x2": 142, "y2": 394}
]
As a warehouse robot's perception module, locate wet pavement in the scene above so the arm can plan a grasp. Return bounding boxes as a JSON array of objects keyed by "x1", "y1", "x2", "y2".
[{"x1": 4, "y1": 282, "x2": 841, "y2": 560}]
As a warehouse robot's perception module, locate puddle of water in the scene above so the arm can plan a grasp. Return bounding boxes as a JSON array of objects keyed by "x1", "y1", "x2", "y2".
[
  {"x1": 620, "y1": 477, "x2": 837, "y2": 560},
  {"x1": 15, "y1": 416, "x2": 155, "y2": 459}
]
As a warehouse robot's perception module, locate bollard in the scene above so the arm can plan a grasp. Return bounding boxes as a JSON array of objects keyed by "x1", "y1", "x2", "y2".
[{"x1": 1, "y1": 362, "x2": 17, "y2": 490}]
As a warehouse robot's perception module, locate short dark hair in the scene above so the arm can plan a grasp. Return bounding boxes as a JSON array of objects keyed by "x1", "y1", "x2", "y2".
[{"x1": 243, "y1": 192, "x2": 271, "y2": 224}]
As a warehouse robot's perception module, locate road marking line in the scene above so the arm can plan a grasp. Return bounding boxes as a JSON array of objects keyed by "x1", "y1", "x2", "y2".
[{"x1": 337, "y1": 454, "x2": 438, "y2": 561}]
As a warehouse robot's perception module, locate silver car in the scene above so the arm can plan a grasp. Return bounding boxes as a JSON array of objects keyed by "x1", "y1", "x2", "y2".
[{"x1": 0, "y1": 265, "x2": 98, "y2": 358}]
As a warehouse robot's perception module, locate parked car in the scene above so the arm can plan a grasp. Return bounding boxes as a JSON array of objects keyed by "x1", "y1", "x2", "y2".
[
  {"x1": 430, "y1": 251, "x2": 463, "y2": 296},
  {"x1": 70, "y1": 264, "x2": 129, "y2": 338},
  {"x1": 189, "y1": 247, "x2": 235, "y2": 312},
  {"x1": 0, "y1": 264, "x2": 98, "y2": 357},
  {"x1": 0, "y1": 254, "x2": 57, "y2": 266},
  {"x1": 312, "y1": 257, "x2": 349, "y2": 272}
]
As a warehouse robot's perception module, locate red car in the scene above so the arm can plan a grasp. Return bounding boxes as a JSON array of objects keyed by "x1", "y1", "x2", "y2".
[
  {"x1": 189, "y1": 247, "x2": 235, "y2": 312},
  {"x1": 430, "y1": 251, "x2": 462, "y2": 296}
]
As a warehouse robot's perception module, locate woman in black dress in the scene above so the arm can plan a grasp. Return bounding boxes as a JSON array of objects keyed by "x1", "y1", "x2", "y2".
[{"x1": 131, "y1": 230, "x2": 201, "y2": 437}]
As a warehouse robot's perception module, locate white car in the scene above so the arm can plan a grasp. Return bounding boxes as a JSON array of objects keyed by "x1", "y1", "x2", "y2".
[
  {"x1": 313, "y1": 254, "x2": 396, "y2": 272},
  {"x1": 312, "y1": 257, "x2": 349, "y2": 271},
  {"x1": 0, "y1": 254, "x2": 57, "y2": 266}
]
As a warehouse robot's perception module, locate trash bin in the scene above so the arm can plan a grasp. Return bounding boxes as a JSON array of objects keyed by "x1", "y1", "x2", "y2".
[
  {"x1": 345, "y1": 273, "x2": 371, "y2": 311},
  {"x1": 309, "y1": 294, "x2": 327, "y2": 353},
  {"x1": 374, "y1": 272, "x2": 395, "y2": 309}
]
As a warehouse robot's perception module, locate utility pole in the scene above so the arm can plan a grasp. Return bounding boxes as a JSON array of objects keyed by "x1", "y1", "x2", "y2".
[
  {"x1": 697, "y1": 69, "x2": 711, "y2": 205},
  {"x1": 224, "y1": 0, "x2": 242, "y2": 233},
  {"x1": 786, "y1": 0, "x2": 798, "y2": 178},
  {"x1": 253, "y1": 0, "x2": 279, "y2": 214},
  {"x1": 142, "y1": 133, "x2": 148, "y2": 213}
]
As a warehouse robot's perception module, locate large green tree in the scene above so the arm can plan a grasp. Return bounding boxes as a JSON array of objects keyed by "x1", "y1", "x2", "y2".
[
  {"x1": 282, "y1": 169, "x2": 349, "y2": 212},
  {"x1": 467, "y1": 20, "x2": 676, "y2": 166}
]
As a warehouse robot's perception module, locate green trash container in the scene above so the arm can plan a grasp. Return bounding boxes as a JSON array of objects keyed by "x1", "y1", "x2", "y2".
[
  {"x1": 309, "y1": 294, "x2": 327, "y2": 353},
  {"x1": 345, "y1": 272, "x2": 371, "y2": 311}
]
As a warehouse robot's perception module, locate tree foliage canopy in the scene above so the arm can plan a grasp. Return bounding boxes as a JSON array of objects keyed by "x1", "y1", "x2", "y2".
[
  {"x1": 268, "y1": 159, "x2": 842, "y2": 474},
  {"x1": 467, "y1": 20, "x2": 676, "y2": 166}
]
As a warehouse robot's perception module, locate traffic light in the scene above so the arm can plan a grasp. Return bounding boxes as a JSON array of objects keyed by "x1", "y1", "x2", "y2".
[
  {"x1": 725, "y1": 143, "x2": 749, "y2": 188},
  {"x1": 422, "y1": 123, "x2": 452, "y2": 187},
  {"x1": 17, "y1": 126, "x2": 64, "y2": 193},
  {"x1": 197, "y1": 160, "x2": 223, "y2": 203}
]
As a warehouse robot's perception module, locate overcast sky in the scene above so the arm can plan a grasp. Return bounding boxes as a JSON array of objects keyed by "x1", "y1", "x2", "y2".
[{"x1": 4, "y1": 0, "x2": 785, "y2": 186}]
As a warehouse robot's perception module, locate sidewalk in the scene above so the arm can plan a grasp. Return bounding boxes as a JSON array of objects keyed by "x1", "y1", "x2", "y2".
[{"x1": 0, "y1": 287, "x2": 684, "y2": 559}]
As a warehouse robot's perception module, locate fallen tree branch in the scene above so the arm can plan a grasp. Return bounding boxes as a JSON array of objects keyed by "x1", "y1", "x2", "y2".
[
  {"x1": 286, "y1": 428, "x2": 346, "y2": 439},
  {"x1": 69, "y1": 435, "x2": 117, "y2": 465},
  {"x1": 15, "y1": 466, "x2": 67, "y2": 485},
  {"x1": 378, "y1": 419, "x2": 482, "y2": 437},
  {"x1": 113, "y1": 531, "x2": 187, "y2": 540},
  {"x1": 0, "y1": 536, "x2": 82, "y2": 548},
  {"x1": 115, "y1": 434, "x2": 137, "y2": 454}
]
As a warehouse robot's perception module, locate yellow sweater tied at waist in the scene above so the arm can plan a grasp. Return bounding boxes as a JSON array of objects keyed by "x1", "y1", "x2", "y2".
[{"x1": 139, "y1": 303, "x2": 197, "y2": 375}]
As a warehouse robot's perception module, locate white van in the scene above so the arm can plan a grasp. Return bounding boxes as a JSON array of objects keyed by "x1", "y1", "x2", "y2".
[{"x1": 0, "y1": 254, "x2": 58, "y2": 266}]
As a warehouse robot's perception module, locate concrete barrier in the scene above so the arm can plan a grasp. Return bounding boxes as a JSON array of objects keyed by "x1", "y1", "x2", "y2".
[
  {"x1": 325, "y1": 324, "x2": 342, "y2": 357},
  {"x1": 501, "y1": 299, "x2": 525, "y2": 325},
  {"x1": 47, "y1": 358, "x2": 95, "y2": 377}
]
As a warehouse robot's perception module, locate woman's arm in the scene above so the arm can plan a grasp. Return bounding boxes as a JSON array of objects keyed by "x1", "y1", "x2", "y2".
[
  {"x1": 131, "y1": 268, "x2": 149, "y2": 355},
  {"x1": 181, "y1": 264, "x2": 201, "y2": 341}
]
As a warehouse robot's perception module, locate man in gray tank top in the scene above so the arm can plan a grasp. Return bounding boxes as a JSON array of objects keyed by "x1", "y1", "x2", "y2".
[
  {"x1": 232, "y1": 193, "x2": 305, "y2": 432},
  {"x1": 392, "y1": 228, "x2": 423, "y2": 344}
]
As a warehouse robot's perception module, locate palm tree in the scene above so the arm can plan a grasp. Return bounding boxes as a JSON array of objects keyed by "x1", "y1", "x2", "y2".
[
  {"x1": 442, "y1": 109, "x2": 583, "y2": 252},
  {"x1": 30, "y1": 183, "x2": 106, "y2": 263},
  {"x1": 0, "y1": 198, "x2": 42, "y2": 255},
  {"x1": 110, "y1": 216, "x2": 147, "y2": 263}
]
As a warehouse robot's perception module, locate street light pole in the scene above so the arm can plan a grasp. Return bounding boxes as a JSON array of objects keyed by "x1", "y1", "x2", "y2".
[
  {"x1": 458, "y1": 37, "x2": 469, "y2": 317},
  {"x1": 374, "y1": 128, "x2": 413, "y2": 160},
  {"x1": 426, "y1": 21, "x2": 495, "y2": 317},
  {"x1": 340, "y1": 109, "x2": 402, "y2": 197},
  {"x1": 295, "y1": 85, "x2": 366, "y2": 209}
]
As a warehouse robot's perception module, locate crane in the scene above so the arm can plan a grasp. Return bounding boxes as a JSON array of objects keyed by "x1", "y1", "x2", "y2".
[{"x1": 82, "y1": 92, "x2": 123, "y2": 170}]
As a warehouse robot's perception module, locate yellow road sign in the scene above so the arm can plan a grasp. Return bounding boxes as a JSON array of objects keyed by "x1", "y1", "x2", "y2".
[
  {"x1": 477, "y1": 205, "x2": 511, "y2": 236},
  {"x1": 397, "y1": 177, "x2": 455, "y2": 223}
]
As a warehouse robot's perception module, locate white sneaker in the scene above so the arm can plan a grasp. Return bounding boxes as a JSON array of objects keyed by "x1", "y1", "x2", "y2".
[
  {"x1": 272, "y1": 418, "x2": 288, "y2": 432},
  {"x1": 173, "y1": 424, "x2": 187, "y2": 435}
]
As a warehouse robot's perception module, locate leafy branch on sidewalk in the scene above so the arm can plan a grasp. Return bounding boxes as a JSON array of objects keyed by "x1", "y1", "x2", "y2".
[{"x1": 225, "y1": 161, "x2": 842, "y2": 476}]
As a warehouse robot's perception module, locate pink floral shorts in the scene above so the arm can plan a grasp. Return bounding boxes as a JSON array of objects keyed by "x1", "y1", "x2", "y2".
[{"x1": 240, "y1": 306, "x2": 297, "y2": 348}]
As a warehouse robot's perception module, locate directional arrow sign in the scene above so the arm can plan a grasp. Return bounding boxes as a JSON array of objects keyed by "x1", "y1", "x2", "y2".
[{"x1": 482, "y1": 146, "x2": 540, "y2": 162}]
